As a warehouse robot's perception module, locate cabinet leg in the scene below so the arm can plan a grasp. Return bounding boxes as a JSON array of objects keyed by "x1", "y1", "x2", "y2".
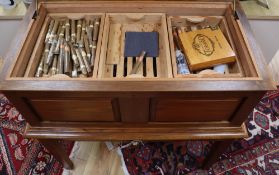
[
  {"x1": 38, "y1": 139, "x2": 74, "y2": 170},
  {"x1": 202, "y1": 140, "x2": 231, "y2": 169}
]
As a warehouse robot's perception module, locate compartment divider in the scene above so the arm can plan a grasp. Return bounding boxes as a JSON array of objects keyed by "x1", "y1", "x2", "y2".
[
  {"x1": 99, "y1": 13, "x2": 172, "y2": 79},
  {"x1": 146, "y1": 57, "x2": 154, "y2": 77},
  {"x1": 127, "y1": 57, "x2": 133, "y2": 76}
]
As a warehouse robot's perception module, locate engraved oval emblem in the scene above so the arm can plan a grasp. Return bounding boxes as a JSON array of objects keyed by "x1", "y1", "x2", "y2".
[{"x1": 192, "y1": 34, "x2": 215, "y2": 56}]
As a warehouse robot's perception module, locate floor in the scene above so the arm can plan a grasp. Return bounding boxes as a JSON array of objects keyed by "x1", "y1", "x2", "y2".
[
  {"x1": 269, "y1": 49, "x2": 279, "y2": 85},
  {"x1": 0, "y1": 1, "x2": 26, "y2": 19},
  {"x1": 62, "y1": 142, "x2": 125, "y2": 175},
  {"x1": 241, "y1": 0, "x2": 279, "y2": 19}
]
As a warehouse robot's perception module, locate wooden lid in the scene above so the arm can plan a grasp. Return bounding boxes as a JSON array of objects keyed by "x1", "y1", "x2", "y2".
[{"x1": 39, "y1": 0, "x2": 235, "y2": 2}]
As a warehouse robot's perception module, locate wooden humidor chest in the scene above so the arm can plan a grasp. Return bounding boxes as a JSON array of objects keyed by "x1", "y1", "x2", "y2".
[{"x1": 0, "y1": 0, "x2": 276, "y2": 142}]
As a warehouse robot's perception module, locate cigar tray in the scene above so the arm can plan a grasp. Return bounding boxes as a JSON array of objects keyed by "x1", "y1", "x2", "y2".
[{"x1": 0, "y1": 1, "x2": 276, "y2": 140}]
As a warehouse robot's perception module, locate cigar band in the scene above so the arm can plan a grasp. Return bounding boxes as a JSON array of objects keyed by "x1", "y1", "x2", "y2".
[
  {"x1": 72, "y1": 72, "x2": 77, "y2": 77},
  {"x1": 89, "y1": 25, "x2": 93, "y2": 27},
  {"x1": 59, "y1": 33, "x2": 64, "y2": 36},
  {"x1": 71, "y1": 33, "x2": 76, "y2": 36},
  {"x1": 77, "y1": 24, "x2": 81, "y2": 27},
  {"x1": 72, "y1": 55, "x2": 78, "y2": 60}
]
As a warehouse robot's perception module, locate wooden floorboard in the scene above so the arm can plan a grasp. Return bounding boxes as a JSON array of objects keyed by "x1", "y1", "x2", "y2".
[
  {"x1": 62, "y1": 141, "x2": 125, "y2": 175},
  {"x1": 268, "y1": 50, "x2": 279, "y2": 86}
]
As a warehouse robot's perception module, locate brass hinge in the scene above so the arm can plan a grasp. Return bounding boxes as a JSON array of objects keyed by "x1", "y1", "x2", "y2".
[
  {"x1": 32, "y1": 0, "x2": 38, "y2": 19},
  {"x1": 233, "y1": 0, "x2": 239, "y2": 20}
]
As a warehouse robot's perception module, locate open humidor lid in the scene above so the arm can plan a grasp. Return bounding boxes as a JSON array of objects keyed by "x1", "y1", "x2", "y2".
[{"x1": 34, "y1": 0, "x2": 238, "y2": 19}]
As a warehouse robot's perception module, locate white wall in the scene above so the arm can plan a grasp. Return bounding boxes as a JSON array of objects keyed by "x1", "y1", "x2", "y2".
[
  {"x1": 249, "y1": 20, "x2": 279, "y2": 63},
  {"x1": 0, "y1": 19, "x2": 21, "y2": 58}
]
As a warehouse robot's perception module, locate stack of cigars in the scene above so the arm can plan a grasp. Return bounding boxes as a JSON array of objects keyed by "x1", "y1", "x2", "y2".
[{"x1": 35, "y1": 17, "x2": 100, "y2": 78}]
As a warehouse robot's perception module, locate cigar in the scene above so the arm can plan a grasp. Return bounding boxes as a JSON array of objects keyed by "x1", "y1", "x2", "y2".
[
  {"x1": 50, "y1": 20, "x2": 59, "y2": 42},
  {"x1": 78, "y1": 74, "x2": 87, "y2": 78},
  {"x1": 45, "y1": 19, "x2": 55, "y2": 43},
  {"x1": 59, "y1": 21, "x2": 66, "y2": 39},
  {"x1": 130, "y1": 51, "x2": 146, "y2": 74},
  {"x1": 197, "y1": 25, "x2": 202, "y2": 30},
  {"x1": 72, "y1": 65, "x2": 78, "y2": 78},
  {"x1": 54, "y1": 38, "x2": 62, "y2": 54},
  {"x1": 35, "y1": 55, "x2": 44, "y2": 77},
  {"x1": 71, "y1": 19, "x2": 76, "y2": 43},
  {"x1": 43, "y1": 60, "x2": 49, "y2": 75},
  {"x1": 80, "y1": 47, "x2": 92, "y2": 73},
  {"x1": 43, "y1": 42, "x2": 50, "y2": 62},
  {"x1": 53, "y1": 22, "x2": 63, "y2": 54},
  {"x1": 64, "y1": 42, "x2": 71, "y2": 74},
  {"x1": 58, "y1": 39, "x2": 65, "y2": 74},
  {"x1": 65, "y1": 19, "x2": 70, "y2": 42},
  {"x1": 79, "y1": 20, "x2": 86, "y2": 47},
  {"x1": 84, "y1": 34, "x2": 91, "y2": 61},
  {"x1": 172, "y1": 28, "x2": 183, "y2": 51},
  {"x1": 76, "y1": 19, "x2": 82, "y2": 44},
  {"x1": 75, "y1": 48, "x2": 87, "y2": 75},
  {"x1": 46, "y1": 40, "x2": 57, "y2": 66},
  {"x1": 90, "y1": 40, "x2": 97, "y2": 66},
  {"x1": 69, "y1": 43, "x2": 79, "y2": 67},
  {"x1": 87, "y1": 20, "x2": 94, "y2": 47},
  {"x1": 93, "y1": 18, "x2": 100, "y2": 41},
  {"x1": 50, "y1": 55, "x2": 58, "y2": 76},
  {"x1": 185, "y1": 26, "x2": 191, "y2": 32}
]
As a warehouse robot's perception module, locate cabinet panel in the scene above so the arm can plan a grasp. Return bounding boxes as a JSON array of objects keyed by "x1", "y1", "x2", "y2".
[
  {"x1": 28, "y1": 98, "x2": 119, "y2": 122},
  {"x1": 151, "y1": 98, "x2": 242, "y2": 122},
  {"x1": 118, "y1": 97, "x2": 149, "y2": 123}
]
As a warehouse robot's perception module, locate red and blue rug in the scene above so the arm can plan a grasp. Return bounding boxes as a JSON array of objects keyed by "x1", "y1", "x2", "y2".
[
  {"x1": 121, "y1": 90, "x2": 279, "y2": 175},
  {"x1": 0, "y1": 94, "x2": 73, "y2": 175}
]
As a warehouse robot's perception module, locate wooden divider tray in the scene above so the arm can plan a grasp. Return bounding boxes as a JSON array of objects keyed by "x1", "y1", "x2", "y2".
[{"x1": 99, "y1": 13, "x2": 172, "y2": 79}]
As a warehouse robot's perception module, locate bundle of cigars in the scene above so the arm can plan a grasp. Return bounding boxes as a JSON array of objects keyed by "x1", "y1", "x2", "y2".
[{"x1": 35, "y1": 17, "x2": 100, "y2": 78}]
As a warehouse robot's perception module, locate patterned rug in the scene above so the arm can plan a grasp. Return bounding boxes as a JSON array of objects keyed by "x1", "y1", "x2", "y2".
[
  {"x1": 0, "y1": 94, "x2": 74, "y2": 175},
  {"x1": 121, "y1": 90, "x2": 279, "y2": 175}
]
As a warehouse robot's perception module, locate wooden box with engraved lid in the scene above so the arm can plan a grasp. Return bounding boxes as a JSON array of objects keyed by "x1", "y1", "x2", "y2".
[{"x1": 0, "y1": 0, "x2": 276, "y2": 143}]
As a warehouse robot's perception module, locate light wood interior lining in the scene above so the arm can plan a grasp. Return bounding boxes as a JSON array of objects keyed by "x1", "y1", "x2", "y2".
[
  {"x1": 10, "y1": 6, "x2": 47, "y2": 77},
  {"x1": 9, "y1": 1, "x2": 259, "y2": 80},
  {"x1": 225, "y1": 9, "x2": 258, "y2": 77},
  {"x1": 24, "y1": 15, "x2": 52, "y2": 77}
]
